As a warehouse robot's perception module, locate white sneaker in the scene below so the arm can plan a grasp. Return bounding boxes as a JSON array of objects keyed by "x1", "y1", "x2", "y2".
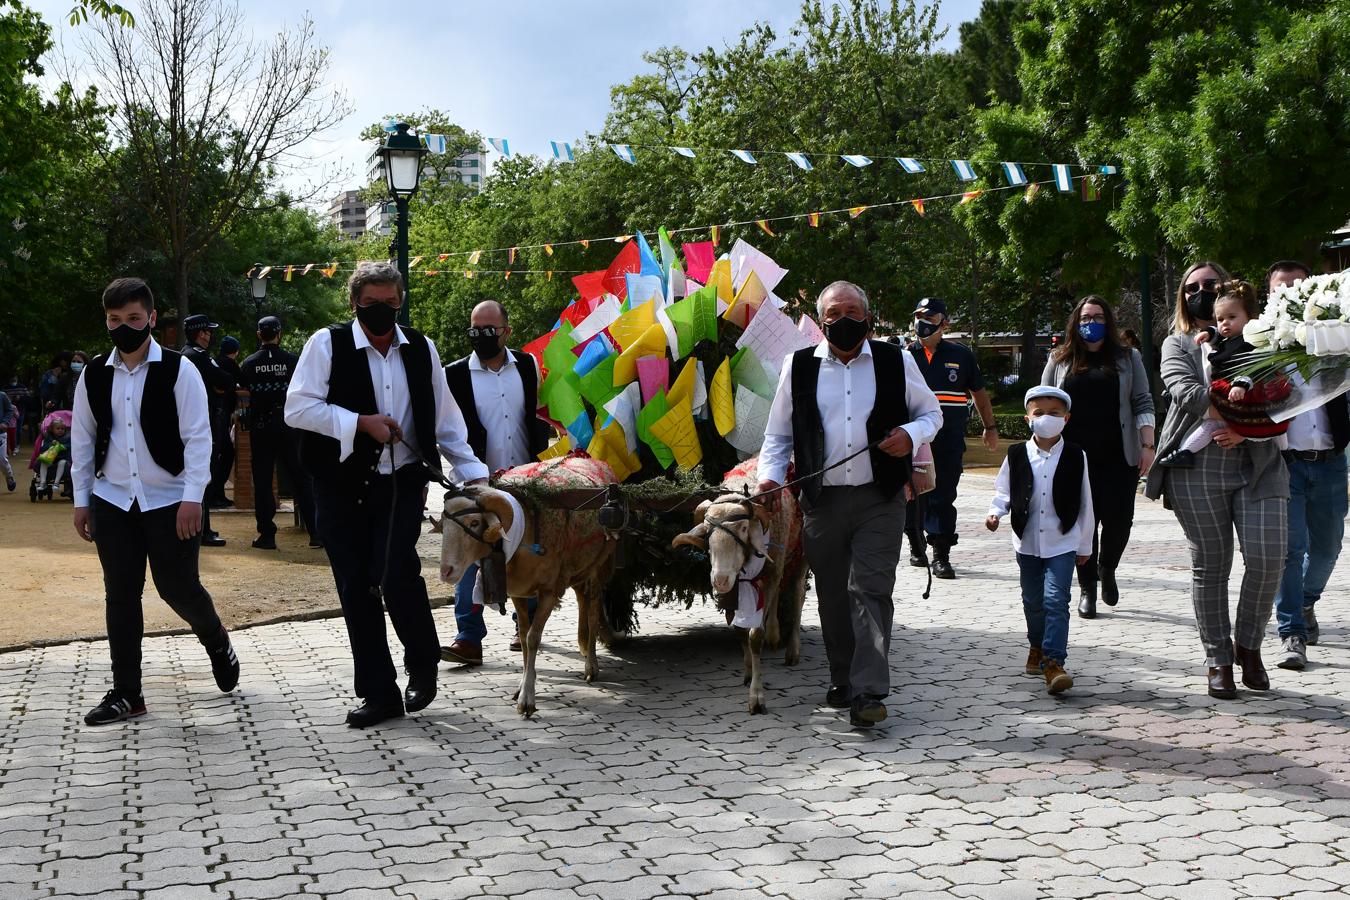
[{"x1": 1277, "y1": 635, "x2": 1306, "y2": 671}]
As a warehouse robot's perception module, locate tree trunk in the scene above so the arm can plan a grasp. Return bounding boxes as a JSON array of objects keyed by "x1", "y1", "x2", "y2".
[
  {"x1": 174, "y1": 258, "x2": 190, "y2": 348},
  {"x1": 1018, "y1": 296, "x2": 1037, "y2": 381}
]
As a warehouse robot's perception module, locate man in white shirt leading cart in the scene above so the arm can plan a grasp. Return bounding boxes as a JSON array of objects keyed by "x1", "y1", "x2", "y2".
[{"x1": 757, "y1": 280, "x2": 943, "y2": 729}]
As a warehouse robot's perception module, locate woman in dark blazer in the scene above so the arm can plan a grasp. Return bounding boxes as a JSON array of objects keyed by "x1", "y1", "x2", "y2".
[
  {"x1": 1041, "y1": 296, "x2": 1155, "y2": 618},
  {"x1": 1143, "y1": 261, "x2": 1288, "y2": 699}
]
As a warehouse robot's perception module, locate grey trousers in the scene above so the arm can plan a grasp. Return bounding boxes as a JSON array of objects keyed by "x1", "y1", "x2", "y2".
[
  {"x1": 803, "y1": 484, "x2": 906, "y2": 699},
  {"x1": 1166, "y1": 443, "x2": 1287, "y2": 667}
]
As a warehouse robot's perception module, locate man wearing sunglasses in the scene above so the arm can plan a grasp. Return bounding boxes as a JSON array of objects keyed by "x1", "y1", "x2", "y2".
[{"x1": 441, "y1": 300, "x2": 553, "y2": 667}]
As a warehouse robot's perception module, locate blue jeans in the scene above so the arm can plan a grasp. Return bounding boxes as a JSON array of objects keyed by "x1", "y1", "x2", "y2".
[
  {"x1": 453, "y1": 564, "x2": 538, "y2": 645},
  {"x1": 1017, "y1": 551, "x2": 1076, "y2": 665},
  {"x1": 1276, "y1": 453, "x2": 1348, "y2": 638}
]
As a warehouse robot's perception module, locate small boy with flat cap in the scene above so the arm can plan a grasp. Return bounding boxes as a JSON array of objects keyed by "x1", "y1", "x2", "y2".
[{"x1": 986, "y1": 386, "x2": 1095, "y2": 694}]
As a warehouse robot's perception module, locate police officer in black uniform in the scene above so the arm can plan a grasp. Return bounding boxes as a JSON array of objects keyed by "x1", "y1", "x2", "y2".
[
  {"x1": 239, "y1": 316, "x2": 317, "y2": 550},
  {"x1": 182, "y1": 314, "x2": 232, "y2": 547},
  {"x1": 907, "y1": 298, "x2": 999, "y2": 578},
  {"x1": 211, "y1": 335, "x2": 243, "y2": 508}
]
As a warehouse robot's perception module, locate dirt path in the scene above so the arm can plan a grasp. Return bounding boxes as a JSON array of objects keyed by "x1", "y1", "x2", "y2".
[{"x1": 0, "y1": 464, "x2": 452, "y2": 651}]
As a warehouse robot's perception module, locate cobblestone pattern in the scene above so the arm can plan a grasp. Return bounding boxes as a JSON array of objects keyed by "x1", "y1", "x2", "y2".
[{"x1": 3, "y1": 475, "x2": 1350, "y2": 898}]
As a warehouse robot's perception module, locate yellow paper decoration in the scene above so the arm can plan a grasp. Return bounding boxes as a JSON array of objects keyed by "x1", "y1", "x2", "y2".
[
  {"x1": 649, "y1": 397, "x2": 702, "y2": 469},
  {"x1": 613, "y1": 324, "x2": 668, "y2": 386},
  {"x1": 709, "y1": 258, "x2": 733, "y2": 304},
  {"x1": 667, "y1": 357, "x2": 698, "y2": 408},
  {"x1": 586, "y1": 420, "x2": 640, "y2": 482},
  {"x1": 711, "y1": 358, "x2": 735, "y2": 436},
  {"x1": 724, "y1": 270, "x2": 767, "y2": 329},
  {"x1": 538, "y1": 434, "x2": 571, "y2": 461},
  {"x1": 608, "y1": 299, "x2": 656, "y2": 351}
]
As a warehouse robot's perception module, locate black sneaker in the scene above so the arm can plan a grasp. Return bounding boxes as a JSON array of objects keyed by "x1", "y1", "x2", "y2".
[
  {"x1": 1305, "y1": 606, "x2": 1320, "y2": 646},
  {"x1": 5, "y1": 477, "x2": 14, "y2": 492},
  {"x1": 206, "y1": 630, "x2": 240, "y2": 692},
  {"x1": 251, "y1": 535, "x2": 277, "y2": 550},
  {"x1": 85, "y1": 690, "x2": 147, "y2": 726}
]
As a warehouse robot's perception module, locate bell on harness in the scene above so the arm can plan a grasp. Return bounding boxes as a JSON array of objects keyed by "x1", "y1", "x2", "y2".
[
  {"x1": 479, "y1": 541, "x2": 509, "y2": 615},
  {"x1": 598, "y1": 484, "x2": 627, "y2": 532}
]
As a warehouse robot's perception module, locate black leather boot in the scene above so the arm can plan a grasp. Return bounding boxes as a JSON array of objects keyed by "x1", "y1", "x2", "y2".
[{"x1": 1078, "y1": 579, "x2": 1098, "y2": 619}]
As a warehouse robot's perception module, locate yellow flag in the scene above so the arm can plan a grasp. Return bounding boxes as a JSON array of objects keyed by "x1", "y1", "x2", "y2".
[
  {"x1": 409, "y1": 255, "x2": 423, "y2": 268},
  {"x1": 613, "y1": 324, "x2": 668, "y2": 386},
  {"x1": 586, "y1": 420, "x2": 640, "y2": 481},
  {"x1": 724, "y1": 270, "x2": 767, "y2": 328},
  {"x1": 711, "y1": 358, "x2": 735, "y2": 436},
  {"x1": 959, "y1": 190, "x2": 982, "y2": 205},
  {"x1": 468, "y1": 250, "x2": 483, "y2": 265},
  {"x1": 650, "y1": 396, "x2": 702, "y2": 469},
  {"x1": 538, "y1": 434, "x2": 571, "y2": 461},
  {"x1": 508, "y1": 247, "x2": 517, "y2": 264},
  {"x1": 284, "y1": 265, "x2": 294, "y2": 282},
  {"x1": 667, "y1": 357, "x2": 698, "y2": 407},
  {"x1": 710, "y1": 225, "x2": 721, "y2": 247},
  {"x1": 910, "y1": 199, "x2": 925, "y2": 217},
  {"x1": 544, "y1": 244, "x2": 554, "y2": 256},
  {"x1": 608, "y1": 299, "x2": 657, "y2": 351},
  {"x1": 848, "y1": 205, "x2": 868, "y2": 219},
  {"x1": 708, "y1": 258, "x2": 734, "y2": 304},
  {"x1": 756, "y1": 219, "x2": 776, "y2": 237},
  {"x1": 807, "y1": 212, "x2": 821, "y2": 227}
]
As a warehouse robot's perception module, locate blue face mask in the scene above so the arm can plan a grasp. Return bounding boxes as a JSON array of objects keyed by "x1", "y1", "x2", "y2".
[{"x1": 1078, "y1": 322, "x2": 1107, "y2": 344}]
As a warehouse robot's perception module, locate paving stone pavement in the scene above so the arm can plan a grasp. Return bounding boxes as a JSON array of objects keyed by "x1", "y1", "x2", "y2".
[{"x1": 4, "y1": 474, "x2": 1350, "y2": 899}]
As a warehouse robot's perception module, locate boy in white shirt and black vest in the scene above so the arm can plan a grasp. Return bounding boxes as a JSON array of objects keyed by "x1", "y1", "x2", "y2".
[
  {"x1": 71, "y1": 277, "x2": 240, "y2": 726},
  {"x1": 986, "y1": 386, "x2": 1095, "y2": 695},
  {"x1": 285, "y1": 262, "x2": 489, "y2": 728}
]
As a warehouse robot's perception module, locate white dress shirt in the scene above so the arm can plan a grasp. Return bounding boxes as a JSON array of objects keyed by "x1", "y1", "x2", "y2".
[
  {"x1": 758, "y1": 340, "x2": 943, "y2": 487},
  {"x1": 1284, "y1": 381, "x2": 1336, "y2": 452},
  {"x1": 284, "y1": 321, "x2": 489, "y2": 482},
  {"x1": 988, "y1": 438, "x2": 1096, "y2": 558},
  {"x1": 71, "y1": 339, "x2": 212, "y2": 511},
  {"x1": 469, "y1": 351, "x2": 538, "y2": 473}
]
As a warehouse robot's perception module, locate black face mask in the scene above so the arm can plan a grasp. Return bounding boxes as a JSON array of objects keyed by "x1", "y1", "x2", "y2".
[
  {"x1": 355, "y1": 301, "x2": 398, "y2": 337},
  {"x1": 470, "y1": 334, "x2": 503, "y2": 361},
  {"x1": 823, "y1": 315, "x2": 869, "y2": 353},
  {"x1": 109, "y1": 323, "x2": 150, "y2": 355},
  {"x1": 914, "y1": 320, "x2": 942, "y2": 340},
  {"x1": 1186, "y1": 289, "x2": 1217, "y2": 322}
]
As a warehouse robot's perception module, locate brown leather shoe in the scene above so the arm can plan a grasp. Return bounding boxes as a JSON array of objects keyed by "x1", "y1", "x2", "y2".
[
  {"x1": 1207, "y1": 665, "x2": 1237, "y2": 699},
  {"x1": 1043, "y1": 660, "x2": 1073, "y2": 694},
  {"x1": 1234, "y1": 642, "x2": 1269, "y2": 691},
  {"x1": 1024, "y1": 648, "x2": 1043, "y2": 676},
  {"x1": 440, "y1": 640, "x2": 482, "y2": 667}
]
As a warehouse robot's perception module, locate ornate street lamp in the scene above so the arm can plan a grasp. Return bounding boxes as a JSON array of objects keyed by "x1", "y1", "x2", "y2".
[
  {"x1": 249, "y1": 267, "x2": 268, "y2": 315},
  {"x1": 378, "y1": 122, "x2": 428, "y2": 325}
]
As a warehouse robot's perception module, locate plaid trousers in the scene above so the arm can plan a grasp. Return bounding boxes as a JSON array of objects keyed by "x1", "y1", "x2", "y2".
[{"x1": 1166, "y1": 443, "x2": 1286, "y2": 667}]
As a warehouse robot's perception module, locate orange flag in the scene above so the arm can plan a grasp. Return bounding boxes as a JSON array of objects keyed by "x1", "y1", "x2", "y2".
[
  {"x1": 756, "y1": 219, "x2": 775, "y2": 237},
  {"x1": 959, "y1": 190, "x2": 982, "y2": 205},
  {"x1": 848, "y1": 205, "x2": 868, "y2": 219},
  {"x1": 580, "y1": 239, "x2": 590, "y2": 249},
  {"x1": 438, "y1": 253, "x2": 450, "y2": 261},
  {"x1": 504, "y1": 270, "x2": 512, "y2": 280},
  {"x1": 910, "y1": 199, "x2": 925, "y2": 217},
  {"x1": 807, "y1": 212, "x2": 820, "y2": 227}
]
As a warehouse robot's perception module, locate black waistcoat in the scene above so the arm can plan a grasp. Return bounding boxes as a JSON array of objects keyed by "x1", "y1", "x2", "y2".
[
  {"x1": 1327, "y1": 397, "x2": 1350, "y2": 453},
  {"x1": 299, "y1": 323, "x2": 441, "y2": 486},
  {"x1": 1007, "y1": 439, "x2": 1085, "y2": 538},
  {"x1": 84, "y1": 350, "x2": 186, "y2": 476},
  {"x1": 790, "y1": 339, "x2": 911, "y2": 507},
  {"x1": 444, "y1": 350, "x2": 549, "y2": 463}
]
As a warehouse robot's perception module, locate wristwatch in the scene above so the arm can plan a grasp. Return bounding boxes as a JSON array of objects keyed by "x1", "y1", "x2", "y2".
[{"x1": 982, "y1": 423, "x2": 996, "y2": 431}]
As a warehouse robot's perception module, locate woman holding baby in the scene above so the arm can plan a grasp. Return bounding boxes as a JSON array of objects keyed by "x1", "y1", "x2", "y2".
[{"x1": 1143, "y1": 261, "x2": 1289, "y2": 700}]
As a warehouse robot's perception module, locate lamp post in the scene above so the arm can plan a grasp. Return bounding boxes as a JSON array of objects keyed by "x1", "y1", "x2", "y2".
[
  {"x1": 378, "y1": 122, "x2": 428, "y2": 326},
  {"x1": 249, "y1": 267, "x2": 268, "y2": 319}
]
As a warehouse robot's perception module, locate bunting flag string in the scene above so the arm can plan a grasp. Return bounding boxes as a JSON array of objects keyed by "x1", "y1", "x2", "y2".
[{"x1": 248, "y1": 175, "x2": 1097, "y2": 277}]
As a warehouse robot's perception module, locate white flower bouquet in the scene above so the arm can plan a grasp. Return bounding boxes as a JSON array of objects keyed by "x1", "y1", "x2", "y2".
[{"x1": 1239, "y1": 272, "x2": 1350, "y2": 421}]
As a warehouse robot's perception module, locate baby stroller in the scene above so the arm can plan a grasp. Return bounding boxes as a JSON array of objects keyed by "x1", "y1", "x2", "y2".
[{"x1": 29, "y1": 410, "x2": 73, "y2": 501}]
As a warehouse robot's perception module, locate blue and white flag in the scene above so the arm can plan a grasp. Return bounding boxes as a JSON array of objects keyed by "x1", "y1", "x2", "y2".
[
  {"x1": 951, "y1": 159, "x2": 977, "y2": 182},
  {"x1": 611, "y1": 144, "x2": 637, "y2": 164},
  {"x1": 729, "y1": 149, "x2": 757, "y2": 165},
  {"x1": 785, "y1": 152, "x2": 813, "y2": 171},
  {"x1": 550, "y1": 141, "x2": 574, "y2": 162},
  {"x1": 671, "y1": 146, "x2": 696, "y2": 158},
  {"x1": 1001, "y1": 162, "x2": 1028, "y2": 186},
  {"x1": 488, "y1": 137, "x2": 511, "y2": 157},
  {"x1": 382, "y1": 120, "x2": 399, "y2": 133},
  {"x1": 421, "y1": 134, "x2": 448, "y2": 154},
  {"x1": 840, "y1": 154, "x2": 873, "y2": 168},
  {"x1": 896, "y1": 157, "x2": 925, "y2": 174},
  {"x1": 1053, "y1": 163, "x2": 1074, "y2": 192},
  {"x1": 1099, "y1": 164, "x2": 1118, "y2": 175}
]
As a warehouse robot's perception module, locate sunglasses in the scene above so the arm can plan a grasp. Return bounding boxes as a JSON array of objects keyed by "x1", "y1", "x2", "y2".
[
  {"x1": 467, "y1": 325, "x2": 503, "y2": 338},
  {"x1": 1183, "y1": 278, "x2": 1220, "y2": 295}
]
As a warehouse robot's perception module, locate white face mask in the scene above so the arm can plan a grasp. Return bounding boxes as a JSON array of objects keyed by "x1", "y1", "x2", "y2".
[{"x1": 1028, "y1": 414, "x2": 1067, "y2": 439}]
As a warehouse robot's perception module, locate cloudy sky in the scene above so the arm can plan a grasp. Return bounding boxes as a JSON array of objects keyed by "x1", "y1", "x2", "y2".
[{"x1": 30, "y1": 0, "x2": 983, "y2": 201}]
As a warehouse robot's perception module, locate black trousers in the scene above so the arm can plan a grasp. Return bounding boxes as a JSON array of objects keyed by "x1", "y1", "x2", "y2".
[
  {"x1": 207, "y1": 408, "x2": 233, "y2": 504},
  {"x1": 1078, "y1": 455, "x2": 1139, "y2": 584},
  {"x1": 251, "y1": 425, "x2": 316, "y2": 537},
  {"x1": 313, "y1": 465, "x2": 439, "y2": 702},
  {"x1": 906, "y1": 420, "x2": 966, "y2": 551},
  {"x1": 92, "y1": 497, "x2": 224, "y2": 696}
]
